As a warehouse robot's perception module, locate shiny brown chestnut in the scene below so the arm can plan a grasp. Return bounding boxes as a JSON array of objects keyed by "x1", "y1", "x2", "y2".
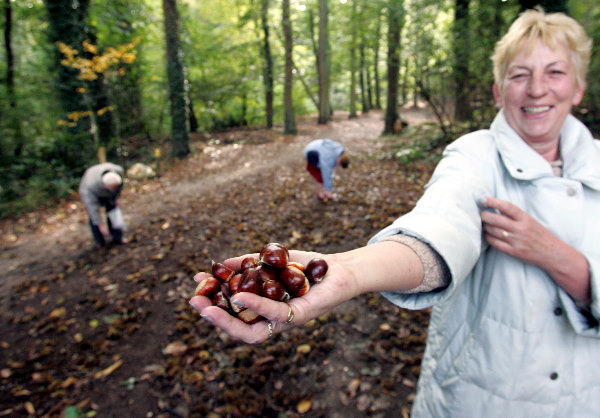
[
  {"x1": 238, "y1": 269, "x2": 262, "y2": 295},
  {"x1": 194, "y1": 276, "x2": 221, "y2": 298},
  {"x1": 279, "y1": 265, "x2": 309, "y2": 296},
  {"x1": 211, "y1": 260, "x2": 235, "y2": 283},
  {"x1": 263, "y1": 279, "x2": 289, "y2": 302},
  {"x1": 305, "y1": 258, "x2": 328, "y2": 283},
  {"x1": 240, "y1": 256, "x2": 260, "y2": 271},
  {"x1": 229, "y1": 273, "x2": 243, "y2": 294},
  {"x1": 212, "y1": 290, "x2": 230, "y2": 311},
  {"x1": 260, "y1": 242, "x2": 289, "y2": 269}
]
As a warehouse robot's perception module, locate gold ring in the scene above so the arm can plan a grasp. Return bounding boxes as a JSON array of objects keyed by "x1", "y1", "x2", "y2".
[
  {"x1": 285, "y1": 303, "x2": 295, "y2": 324},
  {"x1": 266, "y1": 320, "x2": 274, "y2": 339}
]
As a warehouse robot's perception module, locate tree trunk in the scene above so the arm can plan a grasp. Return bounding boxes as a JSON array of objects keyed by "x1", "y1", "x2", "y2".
[
  {"x1": 453, "y1": 0, "x2": 471, "y2": 121},
  {"x1": 261, "y1": 0, "x2": 274, "y2": 129},
  {"x1": 373, "y1": 9, "x2": 382, "y2": 110},
  {"x1": 348, "y1": 0, "x2": 358, "y2": 119},
  {"x1": 383, "y1": 0, "x2": 404, "y2": 135},
  {"x1": 44, "y1": 0, "x2": 93, "y2": 139},
  {"x1": 4, "y1": 0, "x2": 22, "y2": 156},
  {"x1": 282, "y1": 0, "x2": 297, "y2": 134},
  {"x1": 317, "y1": 0, "x2": 331, "y2": 124},
  {"x1": 163, "y1": 0, "x2": 190, "y2": 157},
  {"x1": 359, "y1": 43, "x2": 368, "y2": 113}
]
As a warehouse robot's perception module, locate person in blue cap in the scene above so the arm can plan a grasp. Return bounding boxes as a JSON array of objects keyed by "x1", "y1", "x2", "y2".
[{"x1": 303, "y1": 139, "x2": 349, "y2": 201}]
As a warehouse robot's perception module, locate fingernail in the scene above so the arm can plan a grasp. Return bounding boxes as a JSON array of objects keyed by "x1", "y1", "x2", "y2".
[
  {"x1": 232, "y1": 299, "x2": 245, "y2": 307},
  {"x1": 189, "y1": 300, "x2": 200, "y2": 312},
  {"x1": 201, "y1": 314, "x2": 214, "y2": 324}
]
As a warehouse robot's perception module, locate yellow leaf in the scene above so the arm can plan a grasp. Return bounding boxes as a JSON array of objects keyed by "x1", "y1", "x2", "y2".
[
  {"x1": 296, "y1": 344, "x2": 311, "y2": 354},
  {"x1": 49, "y1": 307, "x2": 66, "y2": 319},
  {"x1": 24, "y1": 402, "x2": 35, "y2": 415},
  {"x1": 163, "y1": 341, "x2": 188, "y2": 356},
  {"x1": 296, "y1": 399, "x2": 312, "y2": 414},
  {"x1": 61, "y1": 376, "x2": 78, "y2": 388},
  {"x1": 94, "y1": 359, "x2": 123, "y2": 379}
]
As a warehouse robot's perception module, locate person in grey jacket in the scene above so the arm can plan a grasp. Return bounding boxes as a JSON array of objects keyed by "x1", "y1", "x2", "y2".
[
  {"x1": 190, "y1": 9, "x2": 600, "y2": 416},
  {"x1": 79, "y1": 162, "x2": 127, "y2": 248},
  {"x1": 303, "y1": 139, "x2": 349, "y2": 200}
]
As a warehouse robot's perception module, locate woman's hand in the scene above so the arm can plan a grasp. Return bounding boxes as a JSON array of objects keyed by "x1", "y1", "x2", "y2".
[
  {"x1": 188, "y1": 242, "x2": 425, "y2": 344},
  {"x1": 481, "y1": 197, "x2": 555, "y2": 265},
  {"x1": 481, "y1": 197, "x2": 590, "y2": 301},
  {"x1": 189, "y1": 250, "x2": 358, "y2": 344}
]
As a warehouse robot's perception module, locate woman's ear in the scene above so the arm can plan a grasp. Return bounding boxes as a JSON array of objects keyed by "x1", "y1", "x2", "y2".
[{"x1": 492, "y1": 83, "x2": 503, "y2": 108}]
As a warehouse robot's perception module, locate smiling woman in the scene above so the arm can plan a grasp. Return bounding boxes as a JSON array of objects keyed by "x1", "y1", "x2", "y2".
[{"x1": 491, "y1": 10, "x2": 591, "y2": 161}]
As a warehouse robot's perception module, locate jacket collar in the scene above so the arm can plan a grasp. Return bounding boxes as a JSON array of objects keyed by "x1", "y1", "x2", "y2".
[{"x1": 491, "y1": 110, "x2": 600, "y2": 190}]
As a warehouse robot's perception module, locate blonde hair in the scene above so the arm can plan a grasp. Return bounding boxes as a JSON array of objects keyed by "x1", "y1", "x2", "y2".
[{"x1": 492, "y1": 8, "x2": 592, "y2": 91}]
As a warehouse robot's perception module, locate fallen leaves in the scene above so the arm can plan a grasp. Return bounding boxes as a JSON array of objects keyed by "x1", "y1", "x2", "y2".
[
  {"x1": 0, "y1": 111, "x2": 437, "y2": 417},
  {"x1": 94, "y1": 359, "x2": 123, "y2": 379}
]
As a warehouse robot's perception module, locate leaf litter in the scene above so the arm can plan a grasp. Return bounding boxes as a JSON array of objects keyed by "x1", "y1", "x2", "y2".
[{"x1": 0, "y1": 108, "x2": 438, "y2": 417}]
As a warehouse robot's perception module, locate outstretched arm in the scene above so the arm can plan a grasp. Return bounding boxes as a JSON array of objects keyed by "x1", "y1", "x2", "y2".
[{"x1": 189, "y1": 240, "x2": 424, "y2": 344}]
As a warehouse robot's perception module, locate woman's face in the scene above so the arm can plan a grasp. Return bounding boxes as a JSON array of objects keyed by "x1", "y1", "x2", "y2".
[{"x1": 494, "y1": 39, "x2": 584, "y2": 153}]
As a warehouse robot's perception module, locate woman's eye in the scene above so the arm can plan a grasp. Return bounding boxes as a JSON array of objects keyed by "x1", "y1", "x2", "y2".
[{"x1": 509, "y1": 73, "x2": 527, "y2": 80}]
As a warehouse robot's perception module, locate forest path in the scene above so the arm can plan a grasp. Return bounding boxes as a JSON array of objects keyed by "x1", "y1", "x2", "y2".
[{"x1": 0, "y1": 106, "x2": 433, "y2": 296}]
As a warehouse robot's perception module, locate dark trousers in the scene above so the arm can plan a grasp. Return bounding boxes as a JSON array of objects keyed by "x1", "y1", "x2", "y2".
[{"x1": 89, "y1": 201, "x2": 123, "y2": 246}]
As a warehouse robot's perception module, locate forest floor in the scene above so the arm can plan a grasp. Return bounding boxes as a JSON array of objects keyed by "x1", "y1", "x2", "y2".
[{"x1": 0, "y1": 106, "x2": 440, "y2": 418}]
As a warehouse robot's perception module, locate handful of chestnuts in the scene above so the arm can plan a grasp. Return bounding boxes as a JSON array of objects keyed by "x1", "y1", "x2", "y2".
[{"x1": 193, "y1": 243, "x2": 328, "y2": 324}]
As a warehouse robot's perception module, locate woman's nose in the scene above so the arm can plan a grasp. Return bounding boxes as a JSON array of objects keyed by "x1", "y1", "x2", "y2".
[{"x1": 527, "y1": 73, "x2": 548, "y2": 97}]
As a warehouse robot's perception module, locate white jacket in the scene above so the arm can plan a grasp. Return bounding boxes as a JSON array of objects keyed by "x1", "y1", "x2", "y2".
[{"x1": 370, "y1": 111, "x2": 600, "y2": 417}]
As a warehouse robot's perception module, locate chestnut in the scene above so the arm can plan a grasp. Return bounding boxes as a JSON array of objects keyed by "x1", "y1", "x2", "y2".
[
  {"x1": 229, "y1": 273, "x2": 243, "y2": 294},
  {"x1": 194, "y1": 276, "x2": 221, "y2": 298},
  {"x1": 256, "y1": 264, "x2": 279, "y2": 282},
  {"x1": 279, "y1": 265, "x2": 309, "y2": 295},
  {"x1": 263, "y1": 279, "x2": 289, "y2": 302},
  {"x1": 260, "y1": 243, "x2": 289, "y2": 269},
  {"x1": 240, "y1": 256, "x2": 260, "y2": 271},
  {"x1": 305, "y1": 258, "x2": 328, "y2": 283},
  {"x1": 238, "y1": 269, "x2": 262, "y2": 295},
  {"x1": 212, "y1": 290, "x2": 230, "y2": 311},
  {"x1": 211, "y1": 260, "x2": 235, "y2": 283}
]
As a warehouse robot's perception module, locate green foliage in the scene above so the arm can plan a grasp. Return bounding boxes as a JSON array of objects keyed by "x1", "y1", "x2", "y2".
[
  {"x1": 0, "y1": 131, "x2": 95, "y2": 217},
  {"x1": 2, "y1": 0, "x2": 600, "y2": 218}
]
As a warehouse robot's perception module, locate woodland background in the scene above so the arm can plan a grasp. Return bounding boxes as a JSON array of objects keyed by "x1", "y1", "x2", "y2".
[{"x1": 1, "y1": 0, "x2": 600, "y2": 218}]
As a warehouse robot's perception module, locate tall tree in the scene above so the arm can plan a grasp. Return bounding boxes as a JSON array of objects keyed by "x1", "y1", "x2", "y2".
[
  {"x1": 373, "y1": 7, "x2": 382, "y2": 110},
  {"x1": 453, "y1": 0, "x2": 471, "y2": 121},
  {"x1": 163, "y1": 0, "x2": 190, "y2": 157},
  {"x1": 317, "y1": 0, "x2": 331, "y2": 124},
  {"x1": 44, "y1": 0, "x2": 102, "y2": 146},
  {"x1": 261, "y1": 0, "x2": 274, "y2": 128},
  {"x1": 383, "y1": 0, "x2": 404, "y2": 135},
  {"x1": 3, "y1": 0, "x2": 22, "y2": 156},
  {"x1": 348, "y1": 0, "x2": 358, "y2": 118},
  {"x1": 282, "y1": 0, "x2": 296, "y2": 134}
]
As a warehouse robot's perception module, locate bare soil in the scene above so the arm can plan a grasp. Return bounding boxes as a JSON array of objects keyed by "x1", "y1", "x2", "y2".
[{"x1": 0, "y1": 107, "x2": 437, "y2": 418}]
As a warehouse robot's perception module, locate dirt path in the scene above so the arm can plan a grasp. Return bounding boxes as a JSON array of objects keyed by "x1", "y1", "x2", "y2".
[{"x1": 0, "y1": 107, "x2": 436, "y2": 418}]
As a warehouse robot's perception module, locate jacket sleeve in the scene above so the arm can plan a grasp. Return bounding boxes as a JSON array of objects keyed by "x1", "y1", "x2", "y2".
[
  {"x1": 79, "y1": 182, "x2": 103, "y2": 226},
  {"x1": 369, "y1": 134, "x2": 496, "y2": 310},
  {"x1": 558, "y1": 252, "x2": 600, "y2": 337}
]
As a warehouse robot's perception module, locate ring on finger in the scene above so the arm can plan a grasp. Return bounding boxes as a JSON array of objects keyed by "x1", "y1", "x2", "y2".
[
  {"x1": 266, "y1": 320, "x2": 274, "y2": 339},
  {"x1": 502, "y1": 230, "x2": 509, "y2": 238},
  {"x1": 285, "y1": 303, "x2": 295, "y2": 324}
]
